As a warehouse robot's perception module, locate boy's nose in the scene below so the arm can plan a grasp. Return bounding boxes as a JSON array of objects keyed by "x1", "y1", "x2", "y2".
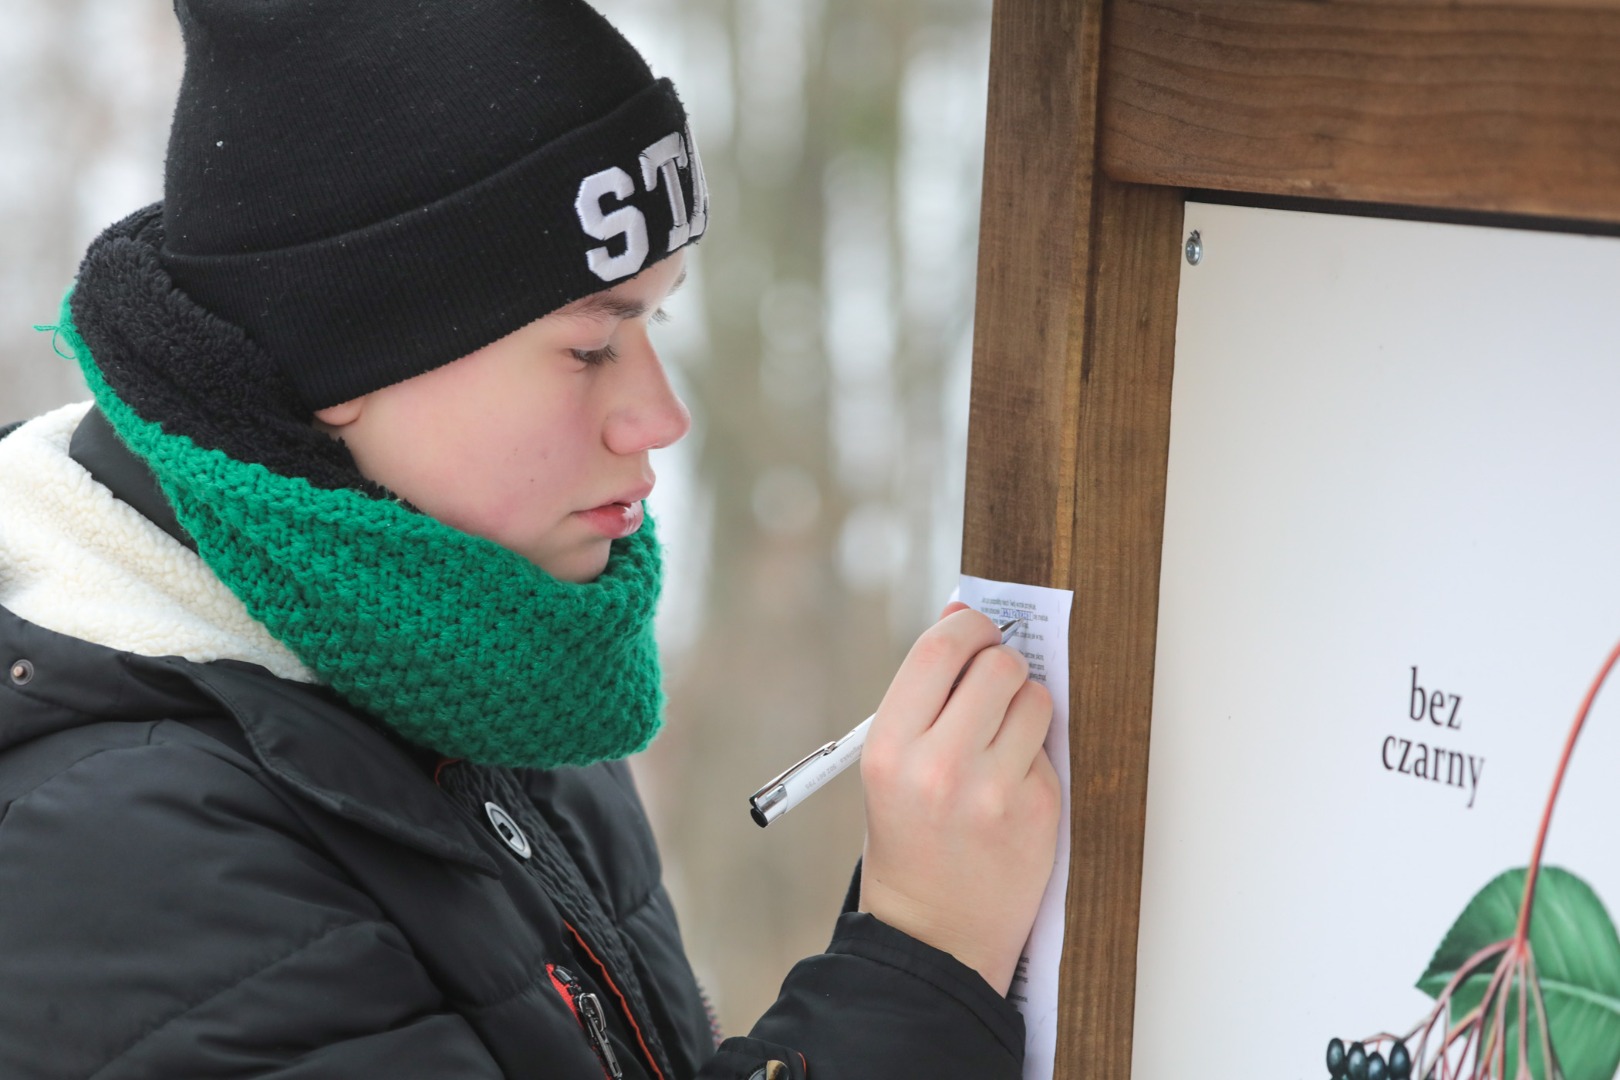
[{"x1": 604, "y1": 339, "x2": 691, "y2": 455}]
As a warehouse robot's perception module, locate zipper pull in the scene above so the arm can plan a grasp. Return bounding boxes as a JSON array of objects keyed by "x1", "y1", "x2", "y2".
[
  {"x1": 577, "y1": 990, "x2": 624, "y2": 1079},
  {"x1": 552, "y1": 965, "x2": 624, "y2": 1079}
]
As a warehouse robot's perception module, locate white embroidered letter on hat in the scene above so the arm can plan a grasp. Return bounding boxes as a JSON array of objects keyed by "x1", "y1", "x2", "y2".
[
  {"x1": 639, "y1": 132, "x2": 691, "y2": 253},
  {"x1": 576, "y1": 167, "x2": 651, "y2": 282}
]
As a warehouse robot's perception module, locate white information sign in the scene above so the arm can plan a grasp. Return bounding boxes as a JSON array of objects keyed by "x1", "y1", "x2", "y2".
[{"x1": 1134, "y1": 203, "x2": 1620, "y2": 1080}]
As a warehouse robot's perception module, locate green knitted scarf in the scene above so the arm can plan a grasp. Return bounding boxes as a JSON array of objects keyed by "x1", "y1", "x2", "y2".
[{"x1": 56, "y1": 279, "x2": 665, "y2": 770}]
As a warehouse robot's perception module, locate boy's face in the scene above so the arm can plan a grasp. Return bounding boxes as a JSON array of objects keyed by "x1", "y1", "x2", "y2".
[{"x1": 314, "y1": 251, "x2": 690, "y2": 584}]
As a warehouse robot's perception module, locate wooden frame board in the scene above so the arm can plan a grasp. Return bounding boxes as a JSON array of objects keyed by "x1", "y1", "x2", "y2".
[
  {"x1": 962, "y1": 1, "x2": 1620, "y2": 1075},
  {"x1": 1102, "y1": 1, "x2": 1620, "y2": 225}
]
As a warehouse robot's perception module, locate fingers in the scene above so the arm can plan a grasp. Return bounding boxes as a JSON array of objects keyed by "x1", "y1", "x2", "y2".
[
  {"x1": 987, "y1": 678, "x2": 1055, "y2": 773},
  {"x1": 928, "y1": 643, "x2": 1031, "y2": 752},
  {"x1": 873, "y1": 608, "x2": 1005, "y2": 742}
]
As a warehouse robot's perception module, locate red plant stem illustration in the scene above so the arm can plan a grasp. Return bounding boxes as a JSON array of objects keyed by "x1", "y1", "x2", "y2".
[
  {"x1": 1358, "y1": 637, "x2": 1620, "y2": 1079},
  {"x1": 1515, "y1": 638, "x2": 1620, "y2": 943}
]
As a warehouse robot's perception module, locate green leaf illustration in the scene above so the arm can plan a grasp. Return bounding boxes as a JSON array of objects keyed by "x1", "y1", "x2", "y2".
[{"x1": 1418, "y1": 867, "x2": 1620, "y2": 1080}]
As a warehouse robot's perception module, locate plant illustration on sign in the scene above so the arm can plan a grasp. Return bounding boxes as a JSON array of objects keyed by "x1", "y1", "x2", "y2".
[{"x1": 1323, "y1": 642, "x2": 1620, "y2": 1080}]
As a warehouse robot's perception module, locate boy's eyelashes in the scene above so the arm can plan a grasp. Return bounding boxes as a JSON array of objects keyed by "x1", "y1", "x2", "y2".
[
  {"x1": 566, "y1": 308, "x2": 671, "y2": 365},
  {"x1": 571, "y1": 343, "x2": 620, "y2": 366}
]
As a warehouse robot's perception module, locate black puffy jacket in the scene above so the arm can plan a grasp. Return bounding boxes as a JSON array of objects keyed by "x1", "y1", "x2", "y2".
[{"x1": 0, "y1": 416, "x2": 1026, "y2": 1079}]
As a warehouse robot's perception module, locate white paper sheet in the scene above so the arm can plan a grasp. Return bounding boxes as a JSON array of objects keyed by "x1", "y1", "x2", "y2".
[{"x1": 956, "y1": 574, "x2": 1074, "y2": 1080}]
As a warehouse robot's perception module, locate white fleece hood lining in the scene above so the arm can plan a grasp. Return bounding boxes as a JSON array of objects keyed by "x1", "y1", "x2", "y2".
[{"x1": 0, "y1": 402, "x2": 315, "y2": 683}]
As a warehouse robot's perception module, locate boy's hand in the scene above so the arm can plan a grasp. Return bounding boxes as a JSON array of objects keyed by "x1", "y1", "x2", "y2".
[{"x1": 857, "y1": 603, "x2": 1061, "y2": 995}]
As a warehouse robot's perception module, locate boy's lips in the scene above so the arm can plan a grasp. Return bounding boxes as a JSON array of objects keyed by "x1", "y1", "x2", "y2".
[{"x1": 576, "y1": 496, "x2": 647, "y2": 540}]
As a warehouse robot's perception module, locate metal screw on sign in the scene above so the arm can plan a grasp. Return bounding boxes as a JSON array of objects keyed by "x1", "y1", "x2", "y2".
[{"x1": 1184, "y1": 230, "x2": 1203, "y2": 266}]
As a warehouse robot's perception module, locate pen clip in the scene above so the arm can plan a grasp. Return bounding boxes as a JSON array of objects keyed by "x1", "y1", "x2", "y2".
[
  {"x1": 748, "y1": 732, "x2": 855, "y2": 826},
  {"x1": 751, "y1": 736, "x2": 841, "y2": 801}
]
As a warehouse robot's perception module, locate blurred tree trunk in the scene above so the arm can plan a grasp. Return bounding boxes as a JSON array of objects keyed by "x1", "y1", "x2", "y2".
[
  {"x1": 3, "y1": 0, "x2": 91, "y2": 417},
  {"x1": 640, "y1": 0, "x2": 881, "y2": 1033},
  {"x1": 1, "y1": 0, "x2": 179, "y2": 421},
  {"x1": 629, "y1": 0, "x2": 989, "y2": 1036}
]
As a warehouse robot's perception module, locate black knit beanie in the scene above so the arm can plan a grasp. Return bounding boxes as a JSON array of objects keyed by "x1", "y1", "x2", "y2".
[{"x1": 158, "y1": 0, "x2": 708, "y2": 410}]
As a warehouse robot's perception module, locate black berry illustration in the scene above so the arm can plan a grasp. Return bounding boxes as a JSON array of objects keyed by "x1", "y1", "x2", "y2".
[
  {"x1": 1327, "y1": 1037, "x2": 1413, "y2": 1080},
  {"x1": 1347, "y1": 1042, "x2": 1368, "y2": 1080},
  {"x1": 1328, "y1": 1037, "x2": 1348, "y2": 1077},
  {"x1": 1388, "y1": 1042, "x2": 1411, "y2": 1080}
]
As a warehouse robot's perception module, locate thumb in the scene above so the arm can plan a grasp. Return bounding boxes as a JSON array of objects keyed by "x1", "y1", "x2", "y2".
[{"x1": 938, "y1": 600, "x2": 971, "y2": 621}]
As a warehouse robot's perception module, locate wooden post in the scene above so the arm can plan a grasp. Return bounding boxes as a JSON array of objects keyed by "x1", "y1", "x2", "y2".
[{"x1": 966, "y1": 0, "x2": 1183, "y2": 1074}]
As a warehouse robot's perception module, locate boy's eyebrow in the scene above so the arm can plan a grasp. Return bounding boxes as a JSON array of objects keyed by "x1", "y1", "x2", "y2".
[
  {"x1": 561, "y1": 293, "x2": 647, "y2": 321},
  {"x1": 560, "y1": 267, "x2": 688, "y2": 321}
]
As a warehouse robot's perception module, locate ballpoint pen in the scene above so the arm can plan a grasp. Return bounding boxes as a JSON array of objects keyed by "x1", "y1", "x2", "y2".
[{"x1": 748, "y1": 617, "x2": 1026, "y2": 827}]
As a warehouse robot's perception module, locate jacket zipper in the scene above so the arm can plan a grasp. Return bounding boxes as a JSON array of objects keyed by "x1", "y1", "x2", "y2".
[
  {"x1": 563, "y1": 920, "x2": 668, "y2": 1080},
  {"x1": 549, "y1": 963, "x2": 624, "y2": 1079}
]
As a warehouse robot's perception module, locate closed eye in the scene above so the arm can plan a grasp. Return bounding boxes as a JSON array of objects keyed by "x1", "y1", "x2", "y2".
[{"x1": 571, "y1": 343, "x2": 620, "y2": 366}]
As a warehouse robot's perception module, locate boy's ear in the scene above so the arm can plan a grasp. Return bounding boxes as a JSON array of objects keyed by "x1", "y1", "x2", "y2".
[{"x1": 313, "y1": 397, "x2": 365, "y2": 428}]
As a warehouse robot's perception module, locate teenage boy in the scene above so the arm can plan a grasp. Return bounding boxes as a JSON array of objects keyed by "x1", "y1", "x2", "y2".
[{"x1": 0, "y1": 2, "x2": 1058, "y2": 1078}]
